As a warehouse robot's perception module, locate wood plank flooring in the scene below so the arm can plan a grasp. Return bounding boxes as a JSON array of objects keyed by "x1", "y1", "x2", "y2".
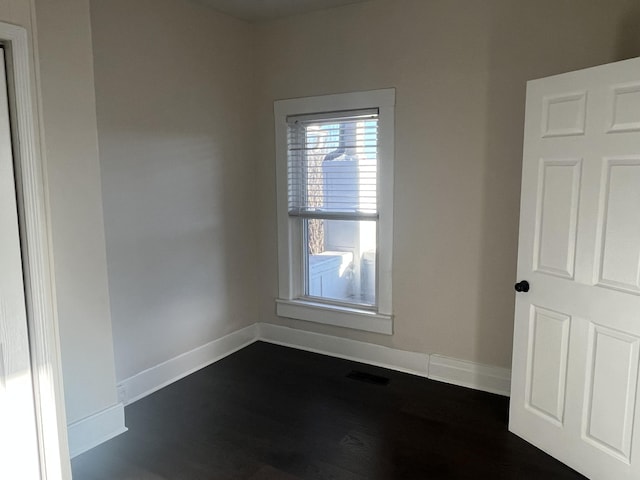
[{"x1": 72, "y1": 341, "x2": 585, "y2": 479}]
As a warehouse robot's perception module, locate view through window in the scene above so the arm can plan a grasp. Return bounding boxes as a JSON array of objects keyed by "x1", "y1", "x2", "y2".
[{"x1": 287, "y1": 110, "x2": 379, "y2": 307}]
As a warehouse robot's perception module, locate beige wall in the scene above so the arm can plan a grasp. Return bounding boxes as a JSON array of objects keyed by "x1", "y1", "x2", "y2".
[
  {"x1": 254, "y1": 0, "x2": 640, "y2": 368},
  {"x1": 24, "y1": 0, "x2": 640, "y2": 436},
  {"x1": 34, "y1": 0, "x2": 118, "y2": 424},
  {"x1": 89, "y1": 0, "x2": 257, "y2": 382},
  {"x1": 0, "y1": 0, "x2": 31, "y2": 26}
]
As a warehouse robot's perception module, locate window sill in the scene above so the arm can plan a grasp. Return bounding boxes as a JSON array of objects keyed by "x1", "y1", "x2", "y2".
[{"x1": 275, "y1": 298, "x2": 393, "y2": 335}]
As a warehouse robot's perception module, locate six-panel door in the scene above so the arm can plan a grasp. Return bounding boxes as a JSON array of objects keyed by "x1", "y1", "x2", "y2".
[{"x1": 510, "y1": 57, "x2": 640, "y2": 480}]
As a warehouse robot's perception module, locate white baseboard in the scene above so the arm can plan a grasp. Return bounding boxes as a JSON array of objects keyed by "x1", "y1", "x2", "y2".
[
  {"x1": 257, "y1": 323, "x2": 429, "y2": 377},
  {"x1": 257, "y1": 323, "x2": 511, "y2": 397},
  {"x1": 118, "y1": 324, "x2": 257, "y2": 405},
  {"x1": 117, "y1": 321, "x2": 510, "y2": 413},
  {"x1": 67, "y1": 403, "x2": 127, "y2": 458},
  {"x1": 78, "y1": 323, "x2": 508, "y2": 458},
  {"x1": 428, "y1": 354, "x2": 511, "y2": 396}
]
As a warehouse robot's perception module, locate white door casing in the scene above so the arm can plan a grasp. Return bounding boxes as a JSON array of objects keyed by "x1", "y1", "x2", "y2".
[
  {"x1": 510, "y1": 57, "x2": 640, "y2": 479},
  {"x1": 0, "y1": 22, "x2": 70, "y2": 480},
  {"x1": 0, "y1": 46, "x2": 41, "y2": 479}
]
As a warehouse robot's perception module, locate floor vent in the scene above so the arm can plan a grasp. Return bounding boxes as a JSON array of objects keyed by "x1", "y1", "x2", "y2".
[{"x1": 346, "y1": 370, "x2": 390, "y2": 386}]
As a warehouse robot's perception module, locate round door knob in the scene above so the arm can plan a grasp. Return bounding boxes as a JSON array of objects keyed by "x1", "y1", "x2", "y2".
[{"x1": 514, "y1": 280, "x2": 530, "y2": 293}]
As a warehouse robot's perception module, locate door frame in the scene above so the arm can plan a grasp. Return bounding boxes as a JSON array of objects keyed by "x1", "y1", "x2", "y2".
[{"x1": 0, "y1": 21, "x2": 70, "y2": 479}]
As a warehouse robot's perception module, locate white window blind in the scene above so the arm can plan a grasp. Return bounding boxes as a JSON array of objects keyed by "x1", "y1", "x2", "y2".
[{"x1": 287, "y1": 109, "x2": 379, "y2": 220}]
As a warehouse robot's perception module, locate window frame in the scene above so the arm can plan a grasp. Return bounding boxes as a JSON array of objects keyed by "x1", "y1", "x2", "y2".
[{"x1": 274, "y1": 89, "x2": 395, "y2": 335}]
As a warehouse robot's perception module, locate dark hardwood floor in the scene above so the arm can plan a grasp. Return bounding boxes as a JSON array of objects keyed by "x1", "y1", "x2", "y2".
[{"x1": 72, "y1": 341, "x2": 585, "y2": 479}]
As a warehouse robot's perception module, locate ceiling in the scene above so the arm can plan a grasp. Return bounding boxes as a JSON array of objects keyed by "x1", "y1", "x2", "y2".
[{"x1": 195, "y1": 0, "x2": 372, "y2": 22}]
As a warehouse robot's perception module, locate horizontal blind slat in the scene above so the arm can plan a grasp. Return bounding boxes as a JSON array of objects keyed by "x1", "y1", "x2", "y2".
[
  {"x1": 289, "y1": 210, "x2": 379, "y2": 221},
  {"x1": 287, "y1": 109, "x2": 379, "y2": 216}
]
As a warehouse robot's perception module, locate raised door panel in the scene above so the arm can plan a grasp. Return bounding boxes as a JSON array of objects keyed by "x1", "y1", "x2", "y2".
[
  {"x1": 583, "y1": 324, "x2": 640, "y2": 463},
  {"x1": 533, "y1": 159, "x2": 581, "y2": 279},
  {"x1": 541, "y1": 91, "x2": 587, "y2": 137},
  {"x1": 595, "y1": 158, "x2": 640, "y2": 294},
  {"x1": 607, "y1": 83, "x2": 640, "y2": 133},
  {"x1": 525, "y1": 306, "x2": 571, "y2": 425}
]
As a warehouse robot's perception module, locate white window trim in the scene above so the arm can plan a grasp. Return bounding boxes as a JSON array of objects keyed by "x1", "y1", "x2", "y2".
[{"x1": 274, "y1": 89, "x2": 395, "y2": 335}]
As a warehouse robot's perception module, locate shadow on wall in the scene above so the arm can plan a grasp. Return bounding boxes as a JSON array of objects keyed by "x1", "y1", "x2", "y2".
[{"x1": 90, "y1": 0, "x2": 258, "y2": 382}]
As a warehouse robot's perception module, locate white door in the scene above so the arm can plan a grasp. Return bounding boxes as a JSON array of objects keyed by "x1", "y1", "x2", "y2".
[
  {"x1": 510, "y1": 56, "x2": 640, "y2": 479},
  {"x1": 0, "y1": 46, "x2": 41, "y2": 479}
]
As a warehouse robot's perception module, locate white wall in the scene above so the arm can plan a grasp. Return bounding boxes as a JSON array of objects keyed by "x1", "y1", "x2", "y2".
[
  {"x1": 89, "y1": 0, "x2": 258, "y2": 383},
  {"x1": 34, "y1": 0, "x2": 119, "y2": 425},
  {"x1": 0, "y1": 0, "x2": 121, "y2": 461},
  {"x1": 253, "y1": 0, "x2": 640, "y2": 369}
]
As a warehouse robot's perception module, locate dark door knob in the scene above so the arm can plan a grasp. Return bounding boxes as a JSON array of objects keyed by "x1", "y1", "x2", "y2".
[{"x1": 514, "y1": 280, "x2": 530, "y2": 293}]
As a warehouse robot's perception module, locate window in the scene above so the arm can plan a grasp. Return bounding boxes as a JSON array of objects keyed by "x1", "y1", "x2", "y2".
[{"x1": 274, "y1": 89, "x2": 394, "y2": 334}]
